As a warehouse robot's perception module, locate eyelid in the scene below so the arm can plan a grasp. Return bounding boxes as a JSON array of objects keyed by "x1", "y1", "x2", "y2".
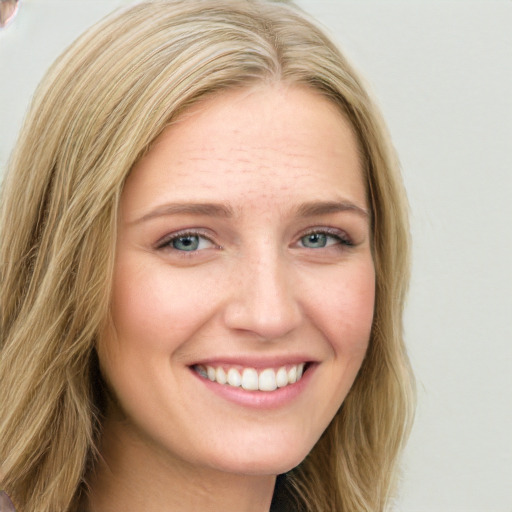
[
  {"x1": 154, "y1": 229, "x2": 218, "y2": 251},
  {"x1": 297, "y1": 226, "x2": 353, "y2": 246}
]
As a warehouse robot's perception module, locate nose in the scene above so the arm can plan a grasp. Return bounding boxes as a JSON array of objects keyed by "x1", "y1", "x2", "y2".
[{"x1": 222, "y1": 250, "x2": 302, "y2": 341}]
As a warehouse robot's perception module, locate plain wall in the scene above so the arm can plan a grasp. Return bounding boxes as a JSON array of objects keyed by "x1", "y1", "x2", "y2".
[{"x1": 1, "y1": 1, "x2": 511, "y2": 511}]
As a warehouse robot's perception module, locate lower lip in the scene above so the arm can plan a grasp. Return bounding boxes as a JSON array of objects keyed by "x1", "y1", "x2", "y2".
[{"x1": 190, "y1": 364, "x2": 316, "y2": 410}]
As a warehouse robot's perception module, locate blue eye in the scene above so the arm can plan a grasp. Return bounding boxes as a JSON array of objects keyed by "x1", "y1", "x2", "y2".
[
  {"x1": 301, "y1": 233, "x2": 329, "y2": 248},
  {"x1": 172, "y1": 235, "x2": 200, "y2": 251},
  {"x1": 156, "y1": 232, "x2": 215, "y2": 253},
  {"x1": 299, "y1": 230, "x2": 351, "y2": 249}
]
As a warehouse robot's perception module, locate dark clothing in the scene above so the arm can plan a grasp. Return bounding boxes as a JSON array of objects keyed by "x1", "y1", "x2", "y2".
[{"x1": 270, "y1": 473, "x2": 302, "y2": 512}]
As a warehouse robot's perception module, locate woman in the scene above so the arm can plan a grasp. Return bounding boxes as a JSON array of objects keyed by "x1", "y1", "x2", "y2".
[{"x1": 0, "y1": 1, "x2": 414, "y2": 511}]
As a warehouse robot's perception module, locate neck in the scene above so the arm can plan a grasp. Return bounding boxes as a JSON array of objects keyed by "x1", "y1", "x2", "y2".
[{"x1": 86, "y1": 417, "x2": 276, "y2": 512}]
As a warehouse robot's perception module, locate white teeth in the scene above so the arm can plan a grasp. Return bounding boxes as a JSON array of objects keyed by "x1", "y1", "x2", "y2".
[
  {"x1": 227, "y1": 368, "x2": 241, "y2": 387},
  {"x1": 259, "y1": 368, "x2": 277, "y2": 391},
  {"x1": 216, "y1": 367, "x2": 227, "y2": 385},
  {"x1": 241, "y1": 368, "x2": 259, "y2": 390},
  {"x1": 276, "y1": 367, "x2": 288, "y2": 388},
  {"x1": 199, "y1": 363, "x2": 307, "y2": 392}
]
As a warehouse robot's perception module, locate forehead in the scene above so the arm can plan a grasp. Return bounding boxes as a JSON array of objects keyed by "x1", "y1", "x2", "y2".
[{"x1": 122, "y1": 84, "x2": 366, "y2": 218}]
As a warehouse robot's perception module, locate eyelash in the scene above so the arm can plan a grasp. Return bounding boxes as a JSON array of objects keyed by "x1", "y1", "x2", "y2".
[
  {"x1": 299, "y1": 227, "x2": 353, "y2": 249},
  {"x1": 155, "y1": 227, "x2": 353, "y2": 254},
  {"x1": 155, "y1": 230, "x2": 217, "y2": 252}
]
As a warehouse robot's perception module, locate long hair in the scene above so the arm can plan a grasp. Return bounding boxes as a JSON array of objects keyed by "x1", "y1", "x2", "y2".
[{"x1": 0, "y1": 1, "x2": 414, "y2": 510}]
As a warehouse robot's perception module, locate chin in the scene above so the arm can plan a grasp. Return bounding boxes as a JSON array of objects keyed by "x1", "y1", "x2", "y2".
[{"x1": 204, "y1": 436, "x2": 316, "y2": 476}]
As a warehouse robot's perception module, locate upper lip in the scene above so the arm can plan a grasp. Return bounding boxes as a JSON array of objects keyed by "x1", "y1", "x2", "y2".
[{"x1": 190, "y1": 355, "x2": 318, "y2": 369}]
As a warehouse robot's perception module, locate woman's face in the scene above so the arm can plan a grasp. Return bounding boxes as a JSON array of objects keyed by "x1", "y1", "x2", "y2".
[{"x1": 99, "y1": 84, "x2": 375, "y2": 476}]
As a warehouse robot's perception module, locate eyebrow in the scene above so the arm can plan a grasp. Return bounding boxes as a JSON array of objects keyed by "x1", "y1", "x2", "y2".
[
  {"x1": 132, "y1": 202, "x2": 235, "y2": 224},
  {"x1": 131, "y1": 199, "x2": 369, "y2": 224},
  {"x1": 295, "y1": 200, "x2": 369, "y2": 220}
]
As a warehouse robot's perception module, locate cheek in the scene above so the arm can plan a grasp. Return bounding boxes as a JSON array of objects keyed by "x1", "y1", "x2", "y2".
[
  {"x1": 108, "y1": 259, "x2": 215, "y2": 353},
  {"x1": 97, "y1": 259, "x2": 212, "y2": 418},
  {"x1": 307, "y1": 259, "x2": 375, "y2": 356}
]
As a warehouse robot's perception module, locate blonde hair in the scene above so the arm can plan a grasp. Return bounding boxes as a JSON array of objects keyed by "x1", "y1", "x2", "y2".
[{"x1": 0, "y1": 1, "x2": 414, "y2": 510}]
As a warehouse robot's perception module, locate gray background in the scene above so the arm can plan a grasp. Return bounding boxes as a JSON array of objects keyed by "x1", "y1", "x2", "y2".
[{"x1": 1, "y1": 1, "x2": 511, "y2": 511}]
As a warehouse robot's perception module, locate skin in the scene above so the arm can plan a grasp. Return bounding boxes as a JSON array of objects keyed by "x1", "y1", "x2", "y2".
[{"x1": 89, "y1": 84, "x2": 375, "y2": 512}]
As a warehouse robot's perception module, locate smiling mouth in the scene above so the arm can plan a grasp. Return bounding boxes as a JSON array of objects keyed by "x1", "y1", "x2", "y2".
[{"x1": 192, "y1": 363, "x2": 308, "y2": 391}]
